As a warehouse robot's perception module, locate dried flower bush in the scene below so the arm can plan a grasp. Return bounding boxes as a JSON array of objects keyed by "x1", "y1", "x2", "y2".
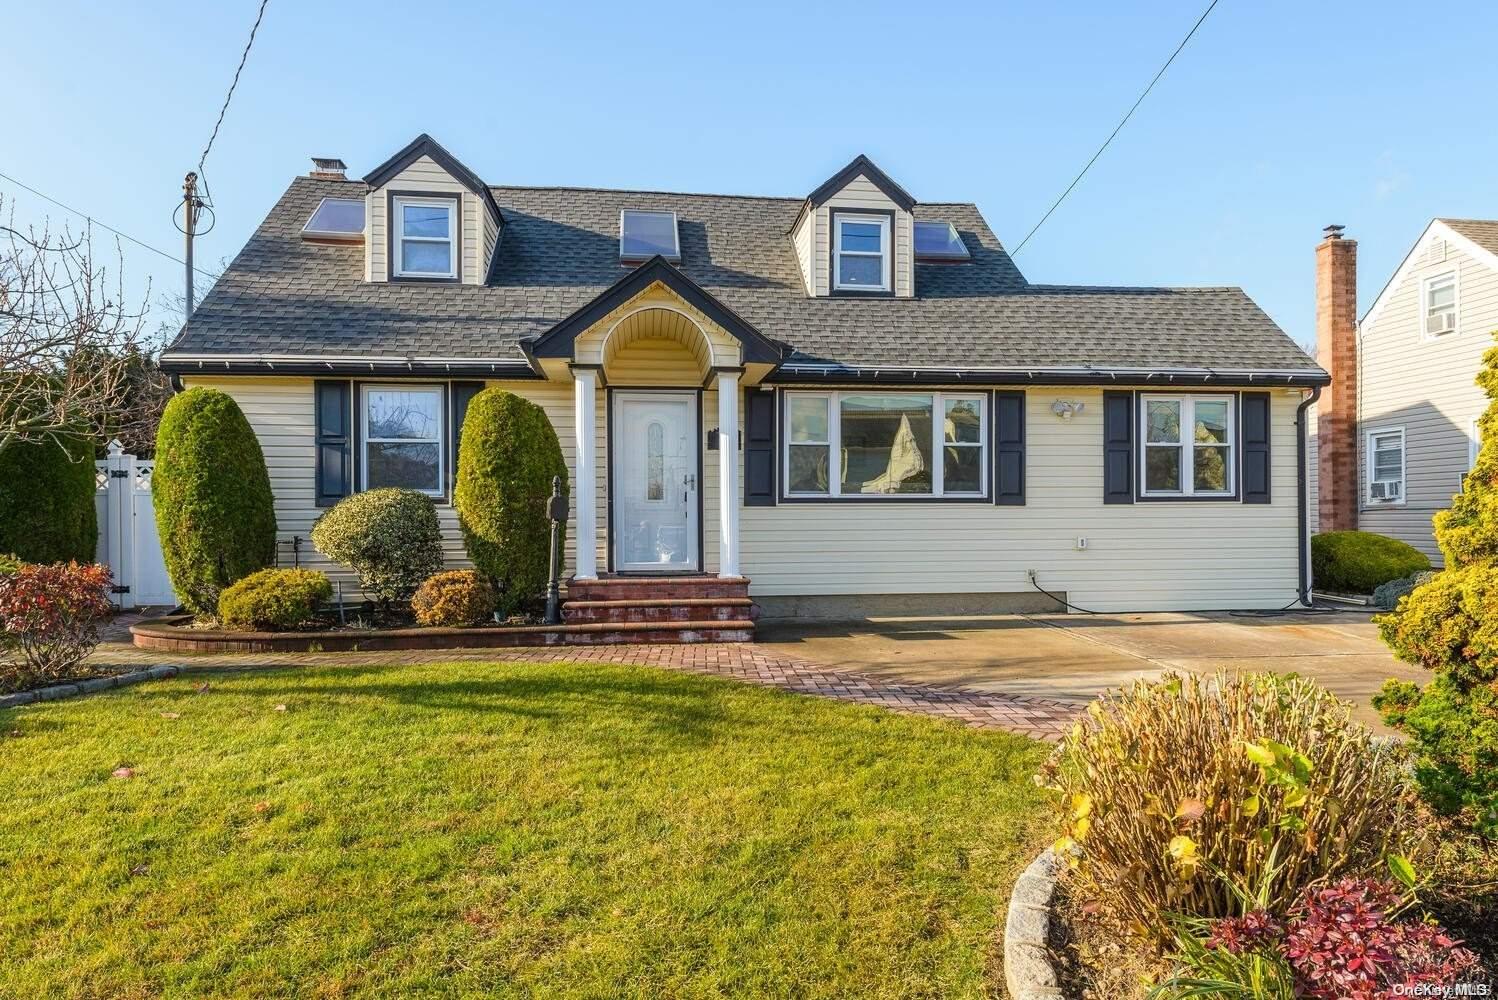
[{"x1": 1038, "y1": 672, "x2": 1420, "y2": 941}]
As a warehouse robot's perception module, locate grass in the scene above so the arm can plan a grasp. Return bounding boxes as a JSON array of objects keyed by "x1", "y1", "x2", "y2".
[{"x1": 0, "y1": 660, "x2": 1049, "y2": 999}]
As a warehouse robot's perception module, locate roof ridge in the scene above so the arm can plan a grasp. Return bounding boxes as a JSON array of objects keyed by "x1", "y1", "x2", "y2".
[
  {"x1": 1025, "y1": 283, "x2": 1247, "y2": 294},
  {"x1": 489, "y1": 183, "x2": 806, "y2": 203}
]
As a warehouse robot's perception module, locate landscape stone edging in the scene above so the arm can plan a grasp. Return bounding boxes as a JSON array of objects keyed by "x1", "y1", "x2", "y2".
[
  {"x1": 1005, "y1": 847, "x2": 1068, "y2": 1000},
  {"x1": 0, "y1": 665, "x2": 179, "y2": 709}
]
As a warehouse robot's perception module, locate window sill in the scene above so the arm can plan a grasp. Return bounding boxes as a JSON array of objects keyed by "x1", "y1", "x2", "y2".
[
  {"x1": 778, "y1": 494, "x2": 993, "y2": 504},
  {"x1": 1136, "y1": 493, "x2": 1241, "y2": 503}
]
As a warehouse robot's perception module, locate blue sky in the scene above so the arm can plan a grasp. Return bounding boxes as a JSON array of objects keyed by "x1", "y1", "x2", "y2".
[{"x1": 7, "y1": 0, "x2": 1497, "y2": 350}]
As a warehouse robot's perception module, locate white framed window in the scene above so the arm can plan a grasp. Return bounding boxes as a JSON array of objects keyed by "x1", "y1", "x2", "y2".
[
  {"x1": 1140, "y1": 394, "x2": 1234, "y2": 497},
  {"x1": 1366, "y1": 427, "x2": 1405, "y2": 505},
  {"x1": 1422, "y1": 271, "x2": 1457, "y2": 338},
  {"x1": 393, "y1": 196, "x2": 457, "y2": 279},
  {"x1": 782, "y1": 390, "x2": 987, "y2": 498},
  {"x1": 832, "y1": 213, "x2": 891, "y2": 292},
  {"x1": 361, "y1": 384, "x2": 444, "y2": 495},
  {"x1": 619, "y1": 210, "x2": 680, "y2": 262}
]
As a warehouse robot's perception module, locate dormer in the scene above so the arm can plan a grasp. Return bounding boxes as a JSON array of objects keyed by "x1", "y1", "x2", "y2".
[
  {"x1": 360, "y1": 134, "x2": 503, "y2": 286},
  {"x1": 791, "y1": 154, "x2": 916, "y2": 298}
]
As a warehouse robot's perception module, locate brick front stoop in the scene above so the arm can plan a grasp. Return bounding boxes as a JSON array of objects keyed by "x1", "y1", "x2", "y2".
[{"x1": 88, "y1": 614, "x2": 1080, "y2": 741}]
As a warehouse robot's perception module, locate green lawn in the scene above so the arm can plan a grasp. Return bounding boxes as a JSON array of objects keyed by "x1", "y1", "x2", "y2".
[{"x1": 0, "y1": 660, "x2": 1048, "y2": 999}]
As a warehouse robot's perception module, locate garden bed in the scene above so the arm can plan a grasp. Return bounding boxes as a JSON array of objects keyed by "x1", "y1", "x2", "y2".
[{"x1": 130, "y1": 614, "x2": 753, "y2": 653}]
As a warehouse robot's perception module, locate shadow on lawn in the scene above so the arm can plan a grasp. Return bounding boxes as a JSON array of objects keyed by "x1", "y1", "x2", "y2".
[{"x1": 141, "y1": 662, "x2": 763, "y2": 749}]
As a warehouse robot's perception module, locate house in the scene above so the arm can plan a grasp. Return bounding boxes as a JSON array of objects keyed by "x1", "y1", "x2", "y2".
[
  {"x1": 161, "y1": 135, "x2": 1328, "y2": 619},
  {"x1": 1313, "y1": 219, "x2": 1498, "y2": 563}
]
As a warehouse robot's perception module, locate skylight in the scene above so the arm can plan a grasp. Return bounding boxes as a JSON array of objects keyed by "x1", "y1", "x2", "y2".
[
  {"x1": 914, "y1": 221, "x2": 970, "y2": 260},
  {"x1": 620, "y1": 210, "x2": 680, "y2": 262},
  {"x1": 302, "y1": 197, "x2": 366, "y2": 239}
]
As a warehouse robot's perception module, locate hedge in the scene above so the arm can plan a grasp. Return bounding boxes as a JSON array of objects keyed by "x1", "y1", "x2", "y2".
[
  {"x1": 310, "y1": 489, "x2": 443, "y2": 608},
  {"x1": 0, "y1": 435, "x2": 98, "y2": 564},
  {"x1": 217, "y1": 568, "x2": 331, "y2": 631},
  {"x1": 455, "y1": 389, "x2": 568, "y2": 617},
  {"x1": 152, "y1": 387, "x2": 277, "y2": 615},
  {"x1": 1311, "y1": 530, "x2": 1431, "y2": 594}
]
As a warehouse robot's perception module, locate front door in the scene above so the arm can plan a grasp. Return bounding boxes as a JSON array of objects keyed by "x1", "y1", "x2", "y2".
[{"x1": 612, "y1": 391, "x2": 699, "y2": 572}]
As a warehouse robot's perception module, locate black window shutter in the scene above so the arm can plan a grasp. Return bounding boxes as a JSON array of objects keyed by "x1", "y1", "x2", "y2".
[
  {"x1": 992, "y1": 390, "x2": 1025, "y2": 505},
  {"x1": 1241, "y1": 391, "x2": 1271, "y2": 504},
  {"x1": 450, "y1": 381, "x2": 483, "y2": 490},
  {"x1": 744, "y1": 389, "x2": 776, "y2": 506},
  {"x1": 314, "y1": 380, "x2": 353, "y2": 507},
  {"x1": 1103, "y1": 390, "x2": 1135, "y2": 504}
]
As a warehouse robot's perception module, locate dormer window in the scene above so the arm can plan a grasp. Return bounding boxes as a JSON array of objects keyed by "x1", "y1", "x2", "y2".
[
  {"x1": 393, "y1": 195, "x2": 457, "y2": 279},
  {"x1": 302, "y1": 197, "x2": 365, "y2": 240},
  {"x1": 914, "y1": 221, "x2": 970, "y2": 261},
  {"x1": 832, "y1": 211, "x2": 892, "y2": 293},
  {"x1": 620, "y1": 210, "x2": 680, "y2": 263}
]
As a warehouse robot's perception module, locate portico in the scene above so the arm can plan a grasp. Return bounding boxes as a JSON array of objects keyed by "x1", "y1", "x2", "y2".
[{"x1": 523, "y1": 257, "x2": 782, "y2": 581}]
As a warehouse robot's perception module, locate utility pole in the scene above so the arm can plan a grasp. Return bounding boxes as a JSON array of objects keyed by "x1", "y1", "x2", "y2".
[{"x1": 182, "y1": 172, "x2": 201, "y2": 315}]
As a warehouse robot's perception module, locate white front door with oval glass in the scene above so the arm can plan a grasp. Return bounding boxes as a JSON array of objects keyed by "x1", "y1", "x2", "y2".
[{"x1": 613, "y1": 391, "x2": 699, "y2": 572}]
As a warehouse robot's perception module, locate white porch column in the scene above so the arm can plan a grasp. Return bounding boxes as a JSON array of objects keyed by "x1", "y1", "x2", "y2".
[
  {"x1": 573, "y1": 369, "x2": 598, "y2": 579},
  {"x1": 716, "y1": 370, "x2": 741, "y2": 578}
]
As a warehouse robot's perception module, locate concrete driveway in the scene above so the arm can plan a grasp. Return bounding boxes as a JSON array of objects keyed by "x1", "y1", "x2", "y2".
[{"x1": 757, "y1": 610, "x2": 1428, "y2": 728}]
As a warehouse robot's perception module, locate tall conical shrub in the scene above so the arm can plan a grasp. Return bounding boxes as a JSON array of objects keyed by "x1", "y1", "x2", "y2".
[
  {"x1": 152, "y1": 387, "x2": 276, "y2": 614},
  {"x1": 1376, "y1": 333, "x2": 1498, "y2": 835},
  {"x1": 454, "y1": 388, "x2": 567, "y2": 617}
]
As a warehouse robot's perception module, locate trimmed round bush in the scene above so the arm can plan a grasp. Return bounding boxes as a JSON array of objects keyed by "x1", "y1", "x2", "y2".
[
  {"x1": 454, "y1": 389, "x2": 567, "y2": 617},
  {"x1": 0, "y1": 435, "x2": 98, "y2": 564},
  {"x1": 310, "y1": 488, "x2": 443, "y2": 607},
  {"x1": 216, "y1": 568, "x2": 331, "y2": 631},
  {"x1": 1311, "y1": 530, "x2": 1431, "y2": 594},
  {"x1": 412, "y1": 569, "x2": 496, "y2": 627},
  {"x1": 153, "y1": 387, "x2": 277, "y2": 615}
]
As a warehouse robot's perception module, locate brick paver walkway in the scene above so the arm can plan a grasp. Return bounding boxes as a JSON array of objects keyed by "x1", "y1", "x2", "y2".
[{"x1": 88, "y1": 614, "x2": 1081, "y2": 740}]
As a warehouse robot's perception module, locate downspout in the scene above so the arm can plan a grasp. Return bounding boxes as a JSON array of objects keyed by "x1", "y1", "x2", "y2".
[{"x1": 1296, "y1": 385, "x2": 1323, "y2": 606}]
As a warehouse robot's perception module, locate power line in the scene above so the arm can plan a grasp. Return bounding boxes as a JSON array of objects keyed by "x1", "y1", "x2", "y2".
[
  {"x1": 1011, "y1": 0, "x2": 1222, "y2": 256},
  {"x1": 0, "y1": 168, "x2": 221, "y2": 280},
  {"x1": 197, "y1": 0, "x2": 271, "y2": 189}
]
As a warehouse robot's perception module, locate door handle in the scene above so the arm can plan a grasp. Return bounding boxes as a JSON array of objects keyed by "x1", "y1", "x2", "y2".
[{"x1": 684, "y1": 474, "x2": 696, "y2": 490}]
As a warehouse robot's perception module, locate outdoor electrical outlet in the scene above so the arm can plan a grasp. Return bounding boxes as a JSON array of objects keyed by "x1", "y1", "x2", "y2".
[{"x1": 1075, "y1": 537, "x2": 1088, "y2": 550}]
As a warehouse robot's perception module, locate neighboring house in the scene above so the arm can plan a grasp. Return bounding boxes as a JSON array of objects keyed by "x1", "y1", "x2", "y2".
[
  {"x1": 1313, "y1": 219, "x2": 1498, "y2": 564},
  {"x1": 161, "y1": 135, "x2": 1328, "y2": 616}
]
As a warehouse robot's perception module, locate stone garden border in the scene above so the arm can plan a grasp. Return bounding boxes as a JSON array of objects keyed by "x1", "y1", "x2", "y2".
[
  {"x1": 0, "y1": 665, "x2": 180, "y2": 709},
  {"x1": 1005, "y1": 847, "x2": 1067, "y2": 1000}
]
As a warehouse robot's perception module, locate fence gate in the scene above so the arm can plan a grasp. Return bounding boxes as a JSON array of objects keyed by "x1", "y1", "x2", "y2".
[{"x1": 94, "y1": 440, "x2": 177, "y2": 609}]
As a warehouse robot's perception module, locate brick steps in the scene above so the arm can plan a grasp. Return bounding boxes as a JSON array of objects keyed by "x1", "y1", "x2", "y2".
[
  {"x1": 563, "y1": 597, "x2": 754, "y2": 625},
  {"x1": 561, "y1": 576, "x2": 755, "y2": 642}
]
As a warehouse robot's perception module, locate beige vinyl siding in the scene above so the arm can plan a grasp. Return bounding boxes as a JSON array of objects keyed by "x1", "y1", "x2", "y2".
[
  {"x1": 365, "y1": 154, "x2": 486, "y2": 285},
  {"x1": 182, "y1": 377, "x2": 586, "y2": 596},
  {"x1": 811, "y1": 174, "x2": 914, "y2": 298},
  {"x1": 792, "y1": 209, "x2": 814, "y2": 295},
  {"x1": 188, "y1": 377, "x2": 1301, "y2": 611},
  {"x1": 1356, "y1": 237, "x2": 1498, "y2": 562},
  {"x1": 741, "y1": 387, "x2": 1305, "y2": 612}
]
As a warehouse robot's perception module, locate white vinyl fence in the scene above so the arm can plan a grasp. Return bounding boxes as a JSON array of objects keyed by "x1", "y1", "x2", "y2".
[{"x1": 94, "y1": 440, "x2": 177, "y2": 609}]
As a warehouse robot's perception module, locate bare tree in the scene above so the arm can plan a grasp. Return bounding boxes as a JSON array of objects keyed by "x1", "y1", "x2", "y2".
[{"x1": 0, "y1": 196, "x2": 158, "y2": 457}]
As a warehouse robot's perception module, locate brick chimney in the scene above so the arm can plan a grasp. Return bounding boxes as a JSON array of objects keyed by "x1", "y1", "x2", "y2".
[
  {"x1": 309, "y1": 157, "x2": 348, "y2": 180},
  {"x1": 1316, "y1": 224, "x2": 1358, "y2": 532}
]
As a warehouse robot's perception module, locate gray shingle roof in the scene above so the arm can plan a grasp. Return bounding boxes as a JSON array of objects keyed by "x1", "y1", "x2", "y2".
[
  {"x1": 1441, "y1": 218, "x2": 1498, "y2": 258},
  {"x1": 166, "y1": 175, "x2": 1321, "y2": 377}
]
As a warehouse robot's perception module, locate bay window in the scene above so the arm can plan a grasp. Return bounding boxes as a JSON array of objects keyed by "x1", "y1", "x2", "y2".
[
  {"x1": 1140, "y1": 394, "x2": 1234, "y2": 497},
  {"x1": 361, "y1": 385, "x2": 444, "y2": 495},
  {"x1": 783, "y1": 390, "x2": 987, "y2": 498}
]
